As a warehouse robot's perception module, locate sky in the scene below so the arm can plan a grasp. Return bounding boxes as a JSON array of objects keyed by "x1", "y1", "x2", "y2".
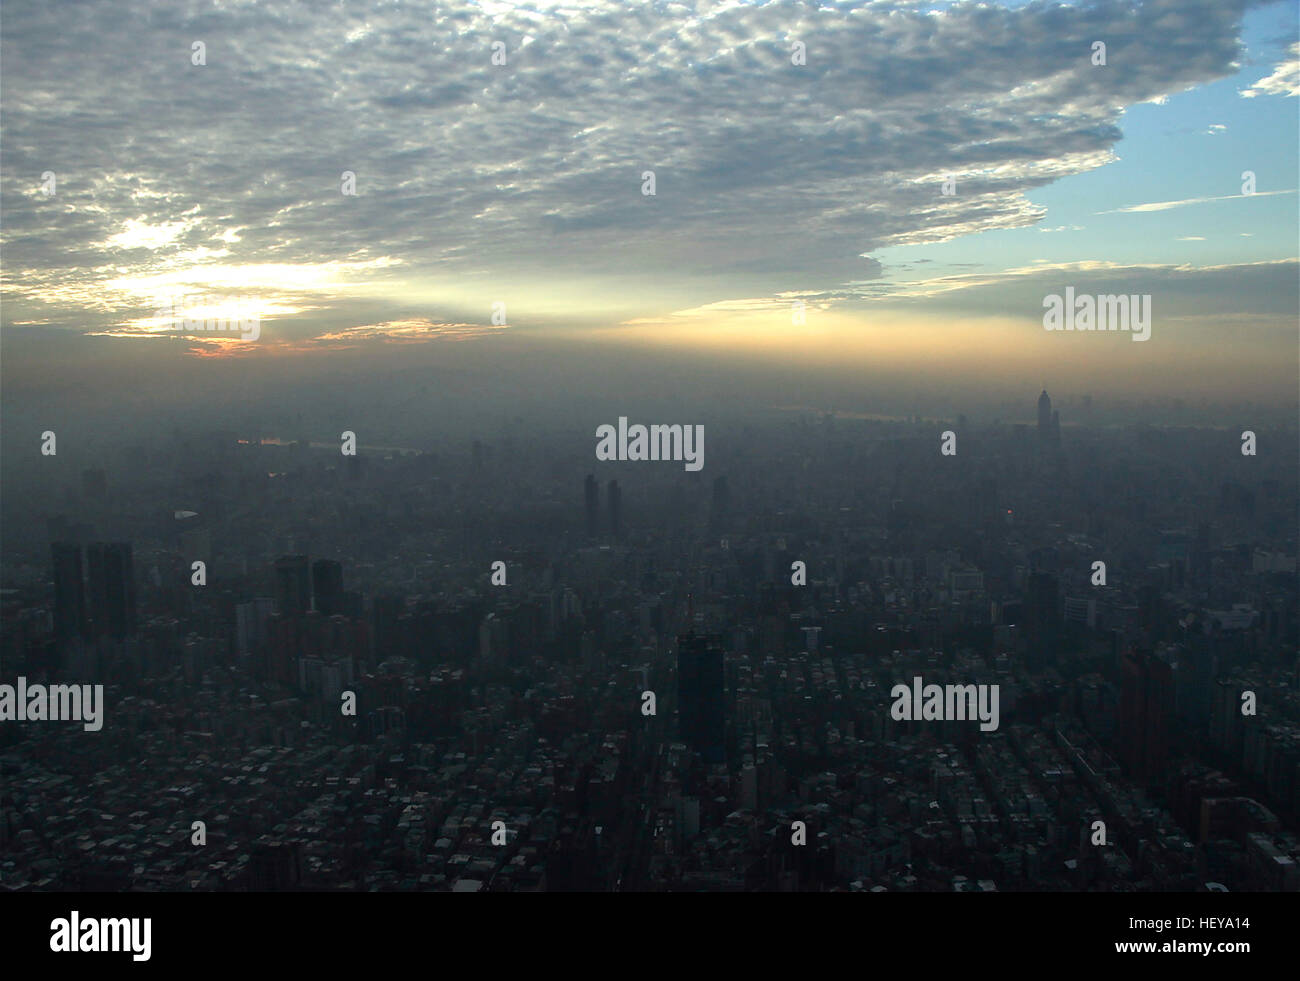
[{"x1": 1, "y1": 0, "x2": 1297, "y2": 415}]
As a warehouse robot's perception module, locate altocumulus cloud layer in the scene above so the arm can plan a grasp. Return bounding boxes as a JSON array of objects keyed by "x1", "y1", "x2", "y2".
[{"x1": 0, "y1": 0, "x2": 1280, "y2": 341}]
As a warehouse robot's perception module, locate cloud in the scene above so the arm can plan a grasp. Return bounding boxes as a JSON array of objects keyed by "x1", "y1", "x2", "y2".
[
  {"x1": 1094, "y1": 189, "x2": 1297, "y2": 214},
  {"x1": 847, "y1": 258, "x2": 1300, "y2": 323},
  {"x1": 1240, "y1": 41, "x2": 1300, "y2": 98},
  {"x1": 0, "y1": 0, "x2": 1267, "y2": 338},
  {"x1": 311, "y1": 319, "x2": 508, "y2": 347},
  {"x1": 615, "y1": 259, "x2": 1299, "y2": 337},
  {"x1": 101, "y1": 218, "x2": 198, "y2": 251}
]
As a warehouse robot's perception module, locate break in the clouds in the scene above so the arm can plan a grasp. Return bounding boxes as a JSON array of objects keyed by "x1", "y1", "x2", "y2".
[
  {"x1": 1240, "y1": 39, "x2": 1300, "y2": 97},
  {"x1": 0, "y1": 0, "x2": 1288, "y2": 341}
]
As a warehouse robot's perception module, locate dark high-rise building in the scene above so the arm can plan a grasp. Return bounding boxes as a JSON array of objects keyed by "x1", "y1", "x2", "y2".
[
  {"x1": 51, "y1": 542, "x2": 85, "y2": 642},
  {"x1": 677, "y1": 631, "x2": 725, "y2": 764},
  {"x1": 274, "y1": 555, "x2": 311, "y2": 617},
  {"x1": 607, "y1": 479, "x2": 622, "y2": 538},
  {"x1": 86, "y1": 542, "x2": 135, "y2": 639},
  {"x1": 340, "y1": 590, "x2": 364, "y2": 621},
  {"x1": 1120, "y1": 648, "x2": 1175, "y2": 784},
  {"x1": 1037, "y1": 389, "x2": 1051, "y2": 434},
  {"x1": 312, "y1": 559, "x2": 344, "y2": 617},
  {"x1": 584, "y1": 474, "x2": 599, "y2": 537}
]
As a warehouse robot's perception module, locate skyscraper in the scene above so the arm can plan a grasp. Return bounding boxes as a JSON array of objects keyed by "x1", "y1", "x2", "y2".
[
  {"x1": 275, "y1": 555, "x2": 311, "y2": 617},
  {"x1": 1120, "y1": 648, "x2": 1174, "y2": 784},
  {"x1": 1037, "y1": 389, "x2": 1052, "y2": 440},
  {"x1": 312, "y1": 559, "x2": 344, "y2": 617},
  {"x1": 51, "y1": 542, "x2": 85, "y2": 642},
  {"x1": 85, "y1": 542, "x2": 136, "y2": 639},
  {"x1": 677, "y1": 631, "x2": 725, "y2": 764}
]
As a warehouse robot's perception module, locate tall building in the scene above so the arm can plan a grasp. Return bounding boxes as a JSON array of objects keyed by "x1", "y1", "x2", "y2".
[
  {"x1": 274, "y1": 555, "x2": 311, "y2": 617},
  {"x1": 312, "y1": 559, "x2": 344, "y2": 617},
  {"x1": 584, "y1": 474, "x2": 599, "y2": 537},
  {"x1": 85, "y1": 542, "x2": 136, "y2": 639},
  {"x1": 677, "y1": 631, "x2": 725, "y2": 764},
  {"x1": 607, "y1": 479, "x2": 622, "y2": 539},
  {"x1": 1037, "y1": 389, "x2": 1052, "y2": 438},
  {"x1": 51, "y1": 542, "x2": 85, "y2": 642},
  {"x1": 1120, "y1": 648, "x2": 1175, "y2": 784}
]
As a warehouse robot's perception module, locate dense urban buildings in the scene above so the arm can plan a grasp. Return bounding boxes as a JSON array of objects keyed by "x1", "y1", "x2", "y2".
[{"x1": 1, "y1": 395, "x2": 1295, "y2": 892}]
